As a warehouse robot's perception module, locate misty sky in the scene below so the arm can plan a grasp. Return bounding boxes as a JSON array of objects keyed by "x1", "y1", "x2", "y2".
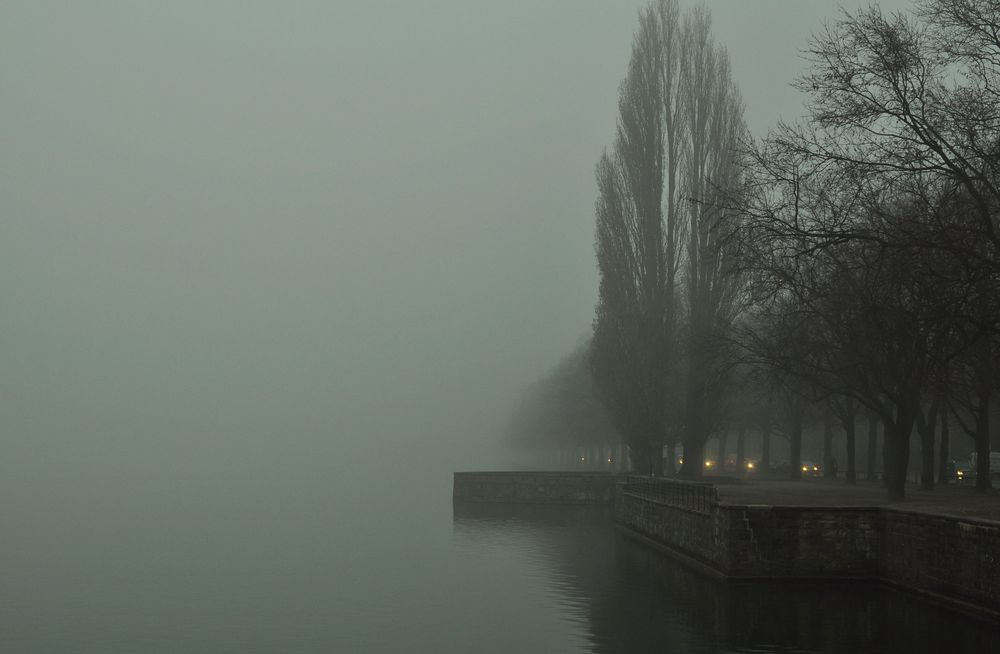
[{"x1": 1, "y1": 1, "x2": 912, "y2": 474}]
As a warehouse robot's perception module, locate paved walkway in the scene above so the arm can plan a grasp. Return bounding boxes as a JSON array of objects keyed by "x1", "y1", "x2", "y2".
[{"x1": 710, "y1": 477, "x2": 1000, "y2": 523}]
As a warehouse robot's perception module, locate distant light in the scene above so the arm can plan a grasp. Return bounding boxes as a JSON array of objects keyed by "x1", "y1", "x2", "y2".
[
  {"x1": 580, "y1": 457, "x2": 586, "y2": 462},
  {"x1": 813, "y1": 466, "x2": 819, "y2": 471},
  {"x1": 678, "y1": 458, "x2": 684, "y2": 465},
  {"x1": 747, "y1": 462, "x2": 754, "y2": 469},
  {"x1": 802, "y1": 466, "x2": 808, "y2": 472},
  {"x1": 705, "y1": 460, "x2": 714, "y2": 468},
  {"x1": 607, "y1": 457, "x2": 613, "y2": 463}
]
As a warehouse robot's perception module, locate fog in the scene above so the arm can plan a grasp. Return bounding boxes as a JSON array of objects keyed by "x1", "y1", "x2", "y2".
[
  {"x1": 1, "y1": 1, "x2": 913, "y2": 489},
  {"x1": 2, "y1": 2, "x2": 627, "y2": 484},
  {"x1": 1, "y1": 1, "x2": 942, "y2": 651}
]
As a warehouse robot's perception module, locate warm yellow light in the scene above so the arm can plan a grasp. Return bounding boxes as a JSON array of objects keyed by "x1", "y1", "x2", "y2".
[
  {"x1": 802, "y1": 466, "x2": 808, "y2": 472},
  {"x1": 705, "y1": 460, "x2": 714, "y2": 468},
  {"x1": 607, "y1": 458, "x2": 613, "y2": 463},
  {"x1": 580, "y1": 457, "x2": 585, "y2": 462},
  {"x1": 747, "y1": 462, "x2": 754, "y2": 469},
  {"x1": 813, "y1": 466, "x2": 819, "y2": 471},
  {"x1": 678, "y1": 458, "x2": 684, "y2": 465}
]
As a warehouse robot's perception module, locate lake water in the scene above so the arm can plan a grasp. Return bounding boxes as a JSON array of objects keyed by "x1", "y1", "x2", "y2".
[{"x1": 3, "y1": 447, "x2": 999, "y2": 653}]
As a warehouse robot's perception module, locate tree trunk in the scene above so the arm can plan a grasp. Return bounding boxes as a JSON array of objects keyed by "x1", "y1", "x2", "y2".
[
  {"x1": 974, "y1": 308, "x2": 994, "y2": 491},
  {"x1": 867, "y1": 410, "x2": 878, "y2": 481},
  {"x1": 886, "y1": 405, "x2": 917, "y2": 501},
  {"x1": 736, "y1": 426, "x2": 746, "y2": 473},
  {"x1": 938, "y1": 409, "x2": 951, "y2": 482},
  {"x1": 823, "y1": 411, "x2": 836, "y2": 479},
  {"x1": 717, "y1": 429, "x2": 729, "y2": 469},
  {"x1": 761, "y1": 425, "x2": 771, "y2": 471},
  {"x1": 679, "y1": 438, "x2": 705, "y2": 479},
  {"x1": 789, "y1": 400, "x2": 805, "y2": 481},
  {"x1": 844, "y1": 416, "x2": 856, "y2": 484},
  {"x1": 917, "y1": 400, "x2": 938, "y2": 491},
  {"x1": 652, "y1": 438, "x2": 664, "y2": 476},
  {"x1": 680, "y1": 374, "x2": 707, "y2": 479},
  {"x1": 920, "y1": 430, "x2": 936, "y2": 491},
  {"x1": 975, "y1": 385, "x2": 992, "y2": 492},
  {"x1": 630, "y1": 438, "x2": 661, "y2": 476},
  {"x1": 881, "y1": 419, "x2": 891, "y2": 489}
]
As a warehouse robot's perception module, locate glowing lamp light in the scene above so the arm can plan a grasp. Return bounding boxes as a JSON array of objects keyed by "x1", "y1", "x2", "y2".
[
  {"x1": 747, "y1": 462, "x2": 754, "y2": 470},
  {"x1": 802, "y1": 465, "x2": 809, "y2": 472}
]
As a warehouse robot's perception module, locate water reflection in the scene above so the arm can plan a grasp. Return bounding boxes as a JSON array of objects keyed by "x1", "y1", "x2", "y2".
[{"x1": 453, "y1": 502, "x2": 1000, "y2": 654}]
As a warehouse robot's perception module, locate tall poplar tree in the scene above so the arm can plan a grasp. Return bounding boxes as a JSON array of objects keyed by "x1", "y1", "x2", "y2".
[
  {"x1": 593, "y1": 0, "x2": 746, "y2": 476},
  {"x1": 592, "y1": 0, "x2": 684, "y2": 475},
  {"x1": 677, "y1": 7, "x2": 748, "y2": 477}
]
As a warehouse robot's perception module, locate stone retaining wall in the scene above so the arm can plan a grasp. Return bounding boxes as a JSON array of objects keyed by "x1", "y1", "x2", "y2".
[
  {"x1": 615, "y1": 483, "x2": 1000, "y2": 620},
  {"x1": 879, "y1": 510, "x2": 1000, "y2": 620},
  {"x1": 736, "y1": 505, "x2": 880, "y2": 578},
  {"x1": 452, "y1": 473, "x2": 1000, "y2": 618},
  {"x1": 613, "y1": 482, "x2": 727, "y2": 573}
]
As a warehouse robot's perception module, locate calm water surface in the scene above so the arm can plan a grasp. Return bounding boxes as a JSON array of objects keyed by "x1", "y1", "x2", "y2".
[{"x1": 2, "y1": 447, "x2": 999, "y2": 653}]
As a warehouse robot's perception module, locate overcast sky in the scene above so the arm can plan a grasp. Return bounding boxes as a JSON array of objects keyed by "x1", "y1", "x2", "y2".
[{"x1": 0, "y1": 1, "x2": 913, "y2": 476}]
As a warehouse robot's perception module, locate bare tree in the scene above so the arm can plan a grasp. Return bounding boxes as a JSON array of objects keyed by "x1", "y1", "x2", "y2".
[
  {"x1": 736, "y1": 142, "x2": 960, "y2": 499},
  {"x1": 775, "y1": 1, "x2": 1000, "y2": 488}
]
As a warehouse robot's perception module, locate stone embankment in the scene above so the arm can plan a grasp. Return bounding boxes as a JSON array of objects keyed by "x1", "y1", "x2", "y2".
[
  {"x1": 453, "y1": 471, "x2": 1000, "y2": 621},
  {"x1": 615, "y1": 477, "x2": 1000, "y2": 622}
]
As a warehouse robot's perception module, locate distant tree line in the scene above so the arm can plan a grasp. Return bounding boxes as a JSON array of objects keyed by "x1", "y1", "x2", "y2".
[
  {"x1": 506, "y1": 343, "x2": 621, "y2": 464},
  {"x1": 586, "y1": 0, "x2": 1000, "y2": 500}
]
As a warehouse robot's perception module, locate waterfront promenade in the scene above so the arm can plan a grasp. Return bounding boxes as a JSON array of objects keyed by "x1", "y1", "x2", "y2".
[{"x1": 710, "y1": 477, "x2": 1000, "y2": 523}]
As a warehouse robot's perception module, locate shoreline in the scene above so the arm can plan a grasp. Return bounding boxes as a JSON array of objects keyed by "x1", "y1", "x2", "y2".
[{"x1": 454, "y1": 471, "x2": 1000, "y2": 625}]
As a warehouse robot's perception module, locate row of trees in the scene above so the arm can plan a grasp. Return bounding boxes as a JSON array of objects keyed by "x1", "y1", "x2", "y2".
[
  {"x1": 506, "y1": 343, "x2": 620, "y2": 464},
  {"x1": 592, "y1": 0, "x2": 1000, "y2": 499}
]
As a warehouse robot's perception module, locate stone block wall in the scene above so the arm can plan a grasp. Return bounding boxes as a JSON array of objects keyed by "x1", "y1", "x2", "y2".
[
  {"x1": 880, "y1": 510, "x2": 1000, "y2": 617},
  {"x1": 615, "y1": 488, "x2": 1000, "y2": 619},
  {"x1": 614, "y1": 484, "x2": 723, "y2": 570},
  {"x1": 734, "y1": 506, "x2": 880, "y2": 578}
]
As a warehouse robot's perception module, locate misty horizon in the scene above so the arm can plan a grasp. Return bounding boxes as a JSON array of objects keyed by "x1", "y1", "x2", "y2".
[{"x1": 1, "y1": 2, "x2": 914, "y2": 475}]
